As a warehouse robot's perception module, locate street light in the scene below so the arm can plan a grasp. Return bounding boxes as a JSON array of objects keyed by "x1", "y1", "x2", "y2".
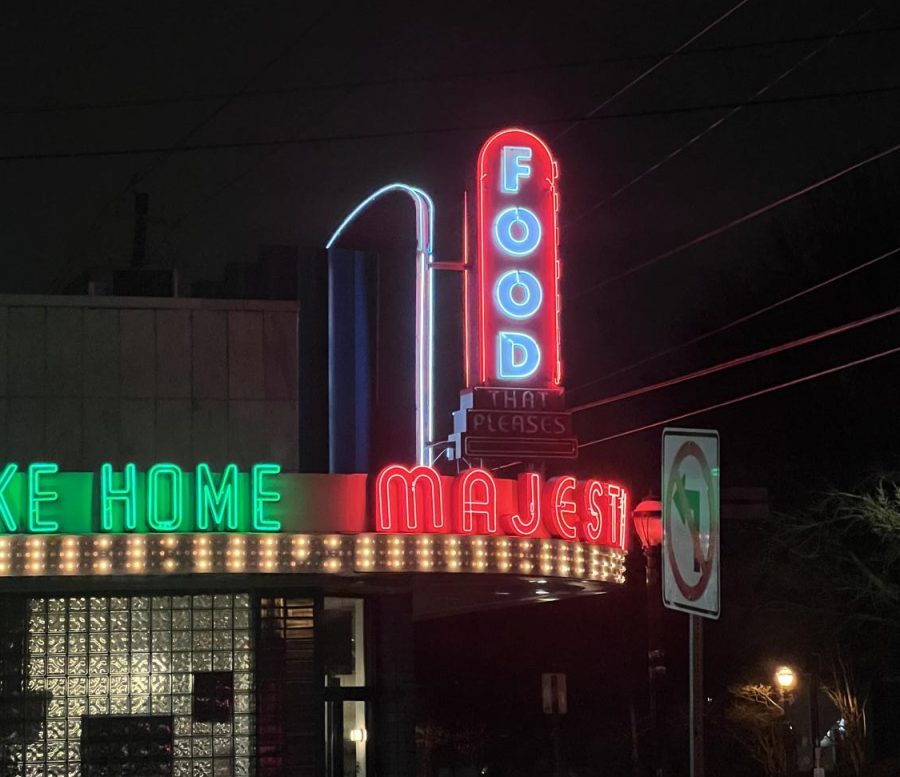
[
  {"x1": 634, "y1": 498, "x2": 666, "y2": 777},
  {"x1": 775, "y1": 666, "x2": 797, "y2": 694}
]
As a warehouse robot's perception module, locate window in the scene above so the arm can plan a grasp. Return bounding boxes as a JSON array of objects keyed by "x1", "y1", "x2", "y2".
[{"x1": 322, "y1": 598, "x2": 368, "y2": 777}]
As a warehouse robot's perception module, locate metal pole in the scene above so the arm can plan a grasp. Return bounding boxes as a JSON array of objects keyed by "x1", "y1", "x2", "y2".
[
  {"x1": 690, "y1": 615, "x2": 704, "y2": 777},
  {"x1": 552, "y1": 712, "x2": 562, "y2": 777},
  {"x1": 646, "y1": 544, "x2": 667, "y2": 776}
]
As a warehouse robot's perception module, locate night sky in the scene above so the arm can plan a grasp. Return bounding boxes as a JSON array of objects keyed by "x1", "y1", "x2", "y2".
[{"x1": 3, "y1": 1, "x2": 900, "y2": 771}]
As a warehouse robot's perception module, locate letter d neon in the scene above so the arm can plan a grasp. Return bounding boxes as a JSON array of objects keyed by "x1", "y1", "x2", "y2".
[{"x1": 497, "y1": 332, "x2": 540, "y2": 380}]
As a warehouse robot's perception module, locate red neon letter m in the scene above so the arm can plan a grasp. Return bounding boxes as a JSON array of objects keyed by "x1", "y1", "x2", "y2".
[{"x1": 375, "y1": 465, "x2": 445, "y2": 533}]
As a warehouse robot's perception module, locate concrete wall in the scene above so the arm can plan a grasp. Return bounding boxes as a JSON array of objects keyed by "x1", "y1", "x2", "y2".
[{"x1": 0, "y1": 295, "x2": 300, "y2": 471}]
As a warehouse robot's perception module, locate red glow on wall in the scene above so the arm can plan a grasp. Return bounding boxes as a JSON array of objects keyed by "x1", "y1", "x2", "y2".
[
  {"x1": 374, "y1": 465, "x2": 628, "y2": 550},
  {"x1": 475, "y1": 128, "x2": 561, "y2": 389}
]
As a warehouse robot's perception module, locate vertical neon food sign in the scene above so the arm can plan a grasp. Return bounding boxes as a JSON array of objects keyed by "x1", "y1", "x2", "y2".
[{"x1": 475, "y1": 129, "x2": 561, "y2": 388}]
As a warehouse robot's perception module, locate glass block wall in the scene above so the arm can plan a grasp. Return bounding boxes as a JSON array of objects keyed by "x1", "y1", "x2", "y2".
[{"x1": 20, "y1": 593, "x2": 253, "y2": 777}]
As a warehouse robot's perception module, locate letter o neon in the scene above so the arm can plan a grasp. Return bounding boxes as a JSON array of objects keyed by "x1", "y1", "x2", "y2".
[
  {"x1": 493, "y1": 207, "x2": 542, "y2": 257},
  {"x1": 494, "y1": 270, "x2": 543, "y2": 320}
]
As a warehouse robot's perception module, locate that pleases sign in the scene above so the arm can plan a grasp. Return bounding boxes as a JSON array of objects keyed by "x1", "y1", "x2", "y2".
[{"x1": 476, "y1": 129, "x2": 561, "y2": 389}]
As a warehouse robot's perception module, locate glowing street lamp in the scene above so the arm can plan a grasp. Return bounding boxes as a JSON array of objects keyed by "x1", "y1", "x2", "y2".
[{"x1": 775, "y1": 665, "x2": 797, "y2": 694}]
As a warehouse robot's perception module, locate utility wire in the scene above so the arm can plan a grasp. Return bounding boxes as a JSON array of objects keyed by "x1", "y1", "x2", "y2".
[
  {"x1": 50, "y1": 8, "x2": 334, "y2": 292},
  {"x1": 555, "y1": 0, "x2": 755, "y2": 141},
  {"x1": 3, "y1": 84, "x2": 899, "y2": 164},
  {"x1": 577, "y1": 6, "x2": 875, "y2": 217},
  {"x1": 570, "y1": 305, "x2": 900, "y2": 414},
  {"x1": 571, "y1": 139, "x2": 900, "y2": 300},
  {"x1": 128, "y1": 9, "x2": 334, "y2": 192},
  {"x1": 568, "y1": 244, "x2": 900, "y2": 395},
  {"x1": 577, "y1": 344, "x2": 900, "y2": 449},
  {"x1": 7, "y1": 24, "x2": 898, "y2": 118}
]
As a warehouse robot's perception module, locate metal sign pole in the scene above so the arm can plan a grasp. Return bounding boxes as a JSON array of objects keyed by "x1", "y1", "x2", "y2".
[{"x1": 689, "y1": 614, "x2": 704, "y2": 777}]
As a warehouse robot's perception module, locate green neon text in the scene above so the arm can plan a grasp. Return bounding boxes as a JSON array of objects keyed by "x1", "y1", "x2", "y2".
[
  {"x1": 101, "y1": 463, "x2": 137, "y2": 531},
  {"x1": 28, "y1": 463, "x2": 60, "y2": 533},
  {"x1": 196, "y1": 463, "x2": 239, "y2": 531},
  {"x1": 0, "y1": 464, "x2": 18, "y2": 532},
  {"x1": 147, "y1": 463, "x2": 184, "y2": 531},
  {"x1": 252, "y1": 463, "x2": 282, "y2": 531},
  {"x1": 0, "y1": 462, "x2": 284, "y2": 535}
]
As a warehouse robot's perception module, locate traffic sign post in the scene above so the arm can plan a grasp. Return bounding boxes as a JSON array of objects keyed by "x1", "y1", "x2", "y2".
[
  {"x1": 662, "y1": 428, "x2": 720, "y2": 777},
  {"x1": 661, "y1": 429, "x2": 720, "y2": 618}
]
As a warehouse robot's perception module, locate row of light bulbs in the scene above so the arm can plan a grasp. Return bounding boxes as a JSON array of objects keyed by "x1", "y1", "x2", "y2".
[{"x1": 0, "y1": 534, "x2": 625, "y2": 583}]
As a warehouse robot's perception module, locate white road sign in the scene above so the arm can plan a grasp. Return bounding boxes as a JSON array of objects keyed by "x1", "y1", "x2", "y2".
[{"x1": 662, "y1": 428, "x2": 720, "y2": 619}]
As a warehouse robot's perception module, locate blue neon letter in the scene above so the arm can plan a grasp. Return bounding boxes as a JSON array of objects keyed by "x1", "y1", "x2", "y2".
[
  {"x1": 494, "y1": 207, "x2": 542, "y2": 257},
  {"x1": 494, "y1": 270, "x2": 543, "y2": 320},
  {"x1": 501, "y1": 146, "x2": 532, "y2": 193},
  {"x1": 497, "y1": 332, "x2": 541, "y2": 380}
]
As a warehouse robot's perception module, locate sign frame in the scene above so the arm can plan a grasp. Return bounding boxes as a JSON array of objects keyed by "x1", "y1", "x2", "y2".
[{"x1": 661, "y1": 428, "x2": 720, "y2": 619}]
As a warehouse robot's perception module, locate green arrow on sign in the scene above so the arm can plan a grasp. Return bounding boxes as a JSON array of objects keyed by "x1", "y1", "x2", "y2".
[{"x1": 673, "y1": 475, "x2": 702, "y2": 573}]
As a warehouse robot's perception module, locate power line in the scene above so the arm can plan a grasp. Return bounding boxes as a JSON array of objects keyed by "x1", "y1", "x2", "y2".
[
  {"x1": 114, "y1": 9, "x2": 335, "y2": 196},
  {"x1": 3, "y1": 83, "x2": 899, "y2": 165},
  {"x1": 51, "y1": 9, "x2": 334, "y2": 292},
  {"x1": 568, "y1": 244, "x2": 900, "y2": 395},
  {"x1": 8, "y1": 24, "x2": 897, "y2": 118},
  {"x1": 571, "y1": 139, "x2": 900, "y2": 300},
  {"x1": 577, "y1": 344, "x2": 900, "y2": 449},
  {"x1": 555, "y1": 0, "x2": 755, "y2": 141},
  {"x1": 570, "y1": 305, "x2": 900, "y2": 413},
  {"x1": 576, "y1": 6, "x2": 875, "y2": 217}
]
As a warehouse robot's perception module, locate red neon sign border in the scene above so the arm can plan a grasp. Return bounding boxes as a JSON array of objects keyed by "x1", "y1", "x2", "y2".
[{"x1": 475, "y1": 128, "x2": 562, "y2": 388}]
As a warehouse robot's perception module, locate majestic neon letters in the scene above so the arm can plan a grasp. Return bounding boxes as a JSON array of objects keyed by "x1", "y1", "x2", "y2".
[
  {"x1": 374, "y1": 464, "x2": 628, "y2": 550},
  {"x1": 476, "y1": 129, "x2": 561, "y2": 388}
]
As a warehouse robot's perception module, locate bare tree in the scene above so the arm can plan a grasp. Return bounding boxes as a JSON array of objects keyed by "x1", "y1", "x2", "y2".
[
  {"x1": 824, "y1": 659, "x2": 868, "y2": 777},
  {"x1": 727, "y1": 683, "x2": 790, "y2": 777}
]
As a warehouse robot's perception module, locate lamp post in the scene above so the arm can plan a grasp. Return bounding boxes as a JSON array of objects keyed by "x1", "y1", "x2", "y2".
[
  {"x1": 634, "y1": 499, "x2": 666, "y2": 777},
  {"x1": 774, "y1": 665, "x2": 798, "y2": 776}
]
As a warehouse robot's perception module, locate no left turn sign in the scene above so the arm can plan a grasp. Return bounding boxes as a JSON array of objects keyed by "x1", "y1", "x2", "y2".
[{"x1": 662, "y1": 428, "x2": 720, "y2": 619}]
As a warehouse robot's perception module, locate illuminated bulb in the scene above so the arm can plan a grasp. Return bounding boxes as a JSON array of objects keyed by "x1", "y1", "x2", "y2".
[
  {"x1": 349, "y1": 728, "x2": 367, "y2": 743},
  {"x1": 163, "y1": 559, "x2": 177, "y2": 571}
]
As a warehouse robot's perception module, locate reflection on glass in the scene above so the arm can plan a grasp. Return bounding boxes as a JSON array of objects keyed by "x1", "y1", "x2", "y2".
[
  {"x1": 344, "y1": 700, "x2": 367, "y2": 777},
  {"x1": 322, "y1": 598, "x2": 365, "y2": 687}
]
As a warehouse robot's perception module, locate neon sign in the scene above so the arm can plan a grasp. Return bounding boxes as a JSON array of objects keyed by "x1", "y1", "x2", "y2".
[
  {"x1": 476, "y1": 129, "x2": 561, "y2": 388},
  {"x1": 0, "y1": 463, "x2": 283, "y2": 534},
  {"x1": 374, "y1": 464, "x2": 628, "y2": 550}
]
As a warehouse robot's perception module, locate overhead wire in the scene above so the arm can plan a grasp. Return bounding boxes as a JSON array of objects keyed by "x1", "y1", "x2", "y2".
[
  {"x1": 3, "y1": 83, "x2": 899, "y2": 164},
  {"x1": 570, "y1": 304, "x2": 900, "y2": 413},
  {"x1": 554, "y1": 0, "x2": 755, "y2": 141},
  {"x1": 51, "y1": 8, "x2": 334, "y2": 292},
  {"x1": 575, "y1": 6, "x2": 876, "y2": 216},
  {"x1": 570, "y1": 139, "x2": 900, "y2": 300},
  {"x1": 577, "y1": 344, "x2": 900, "y2": 449},
  {"x1": 568, "y1": 244, "x2": 900, "y2": 395},
  {"x1": 5, "y1": 24, "x2": 899, "y2": 118}
]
